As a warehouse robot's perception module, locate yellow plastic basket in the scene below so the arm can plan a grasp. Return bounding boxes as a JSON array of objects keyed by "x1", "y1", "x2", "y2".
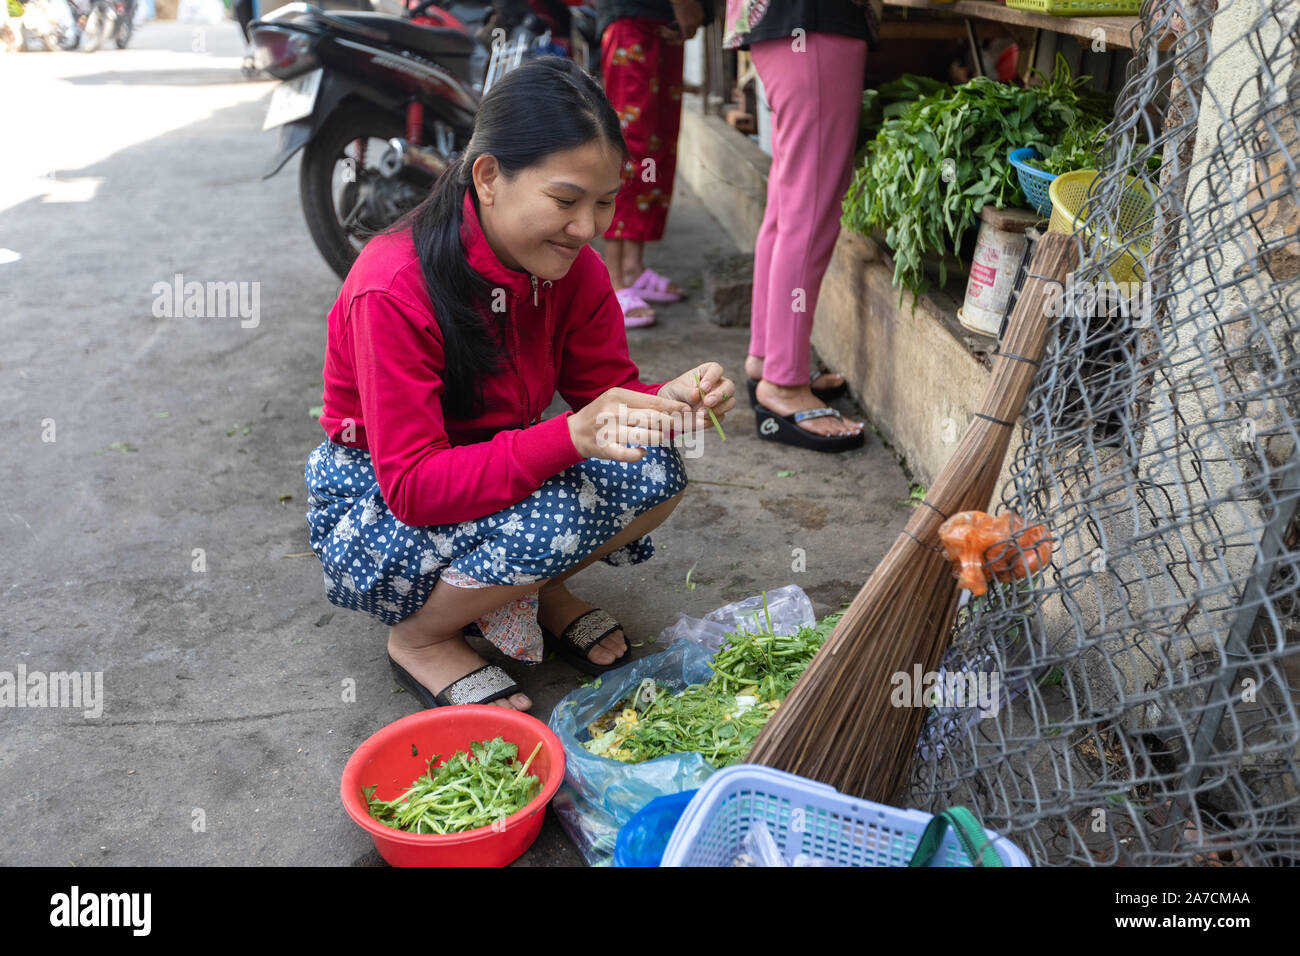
[
  {"x1": 1005, "y1": 0, "x2": 1140, "y2": 15},
  {"x1": 1048, "y1": 169, "x2": 1154, "y2": 283}
]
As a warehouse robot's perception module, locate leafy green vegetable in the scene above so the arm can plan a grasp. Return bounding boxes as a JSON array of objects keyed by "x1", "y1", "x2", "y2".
[
  {"x1": 842, "y1": 55, "x2": 1112, "y2": 298},
  {"x1": 1024, "y1": 121, "x2": 1108, "y2": 176},
  {"x1": 1024, "y1": 121, "x2": 1163, "y2": 178},
  {"x1": 582, "y1": 612, "x2": 843, "y2": 767},
  {"x1": 857, "y1": 74, "x2": 951, "y2": 159},
  {"x1": 363, "y1": 737, "x2": 543, "y2": 835}
]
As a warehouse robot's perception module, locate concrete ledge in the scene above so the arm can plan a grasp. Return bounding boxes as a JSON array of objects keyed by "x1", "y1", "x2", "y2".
[{"x1": 678, "y1": 93, "x2": 770, "y2": 250}]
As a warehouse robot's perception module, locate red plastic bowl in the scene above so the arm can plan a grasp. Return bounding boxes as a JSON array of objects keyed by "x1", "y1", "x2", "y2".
[{"x1": 340, "y1": 705, "x2": 566, "y2": 867}]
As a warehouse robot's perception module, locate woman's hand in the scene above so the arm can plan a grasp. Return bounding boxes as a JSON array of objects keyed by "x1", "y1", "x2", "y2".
[
  {"x1": 657, "y1": 362, "x2": 736, "y2": 433},
  {"x1": 568, "y1": 387, "x2": 693, "y2": 462}
]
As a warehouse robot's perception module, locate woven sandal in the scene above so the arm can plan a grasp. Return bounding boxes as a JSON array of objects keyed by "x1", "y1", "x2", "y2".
[
  {"x1": 388, "y1": 655, "x2": 524, "y2": 708},
  {"x1": 541, "y1": 608, "x2": 632, "y2": 676}
]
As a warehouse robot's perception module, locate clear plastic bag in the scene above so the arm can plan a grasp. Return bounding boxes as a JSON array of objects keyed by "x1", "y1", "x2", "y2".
[
  {"x1": 731, "y1": 823, "x2": 842, "y2": 867},
  {"x1": 547, "y1": 585, "x2": 816, "y2": 866},
  {"x1": 654, "y1": 584, "x2": 816, "y2": 654}
]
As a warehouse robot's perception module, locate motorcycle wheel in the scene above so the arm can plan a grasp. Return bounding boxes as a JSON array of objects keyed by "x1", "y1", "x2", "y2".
[
  {"x1": 299, "y1": 106, "x2": 435, "y2": 281},
  {"x1": 82, "y1": 6, "x2": 108, "y2": 51},
  {"x1": 114, "y1": 17, "x2": 131, "y2": 48}
]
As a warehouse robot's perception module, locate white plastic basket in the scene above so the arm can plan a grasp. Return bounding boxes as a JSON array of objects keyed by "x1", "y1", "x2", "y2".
[{"x1": 660, "y1": 764, "x2": 1031, "y2": 867}]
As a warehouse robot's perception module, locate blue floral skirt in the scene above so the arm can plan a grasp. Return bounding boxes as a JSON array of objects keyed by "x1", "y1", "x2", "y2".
[{"x1": 303, "y1": 438, "x2": 688, "y2": 635}]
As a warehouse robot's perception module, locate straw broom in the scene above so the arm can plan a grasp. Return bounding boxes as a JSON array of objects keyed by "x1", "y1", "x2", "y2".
[{"x1": 746, "y1": 230, "x2": 1079, "y2": 804}]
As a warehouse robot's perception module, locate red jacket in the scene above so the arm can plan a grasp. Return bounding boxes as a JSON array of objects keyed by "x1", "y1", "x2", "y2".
[{"x1": 318, "y1": 187, "x2": 666, "y2": 527}]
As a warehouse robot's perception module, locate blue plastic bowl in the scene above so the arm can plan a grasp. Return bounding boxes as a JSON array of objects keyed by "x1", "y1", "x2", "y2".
[
  {"x1": 1009, "y1": 147, "x2": 1057, "y2": 218},
  {"x1": 613, "y1": 790, "x2": 699, "y2": 867}
]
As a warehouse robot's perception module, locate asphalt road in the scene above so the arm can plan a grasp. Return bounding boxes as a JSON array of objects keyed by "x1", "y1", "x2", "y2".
[{"x1": 0, "y1": 19, "x2": 911, "y2": 866}]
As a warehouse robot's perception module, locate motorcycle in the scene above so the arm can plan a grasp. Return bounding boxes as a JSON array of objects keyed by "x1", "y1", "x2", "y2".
[
  {"x1": 81, "y1": 0, "x2": 137, "y2": 51},
  {"x1": 251, "y1": 1, "x2": 567, "y2": 279},
  {"x1": 16, "y1": 0, "x2": 80, "y2": 50}
]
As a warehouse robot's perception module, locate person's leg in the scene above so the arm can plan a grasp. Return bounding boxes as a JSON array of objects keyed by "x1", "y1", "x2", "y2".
[
  {"x1": 536, "y1": 488, "x2": 685, "y2": 661},
  {"x1": 600, "y1": 18, "x2": 673, "y2": 314},
  {"x1": 388, "y1": 577, "x2": 540, "y2": 710},
  {"x1": 619, "y1": 33, "x2": 685, "y2": 294},
  {"x1": 745, "y1": 44, "x2": 784, "y2": 386},
  {"x1": 750, "y1": 33, "x2": 867, "y2": 437},
  {"x1": 387, "y1": 488, "x2": 685, "y2": 707}
]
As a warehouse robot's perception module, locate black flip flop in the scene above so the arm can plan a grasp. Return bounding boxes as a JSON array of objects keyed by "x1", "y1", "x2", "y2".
[
  {"x1": 541, "y1": 608, "x2": 632, "y2": 676},
  {"x1": 746, "y1": 372, "x2": 849, "y2": 406},
  {"x1": 752, "y1": 401, "x2": 866, "y2": 452},
  {"x1": 388, "y1": 655, "x2": 524, "y2": 708}
]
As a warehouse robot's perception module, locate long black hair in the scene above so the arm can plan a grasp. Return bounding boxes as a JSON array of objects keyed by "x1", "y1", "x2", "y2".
[{"x1": 379, "y1": 56, "x2": 629, "y2": 421}]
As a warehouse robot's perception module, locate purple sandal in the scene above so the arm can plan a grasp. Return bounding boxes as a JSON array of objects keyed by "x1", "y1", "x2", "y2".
[
  {"x1": 629, "y1": 267, "x2": 684, "y2": 303},
  {"x1": 616, "y1": 287, "x2": 657, "y2": 328}
]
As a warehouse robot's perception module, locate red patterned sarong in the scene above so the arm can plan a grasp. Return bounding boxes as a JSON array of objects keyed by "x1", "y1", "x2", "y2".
[{"x1": 600, "y1": 17, "x2": 684, "y2": 242}]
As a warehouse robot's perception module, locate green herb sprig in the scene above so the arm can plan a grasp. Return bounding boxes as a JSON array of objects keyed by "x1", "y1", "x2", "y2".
[
  {"x1": 693, "y1": 370, "x2": 726, "y2": 442},
  {"x1": 362, "y1": 737, "x2": 543, "y2": 835}
]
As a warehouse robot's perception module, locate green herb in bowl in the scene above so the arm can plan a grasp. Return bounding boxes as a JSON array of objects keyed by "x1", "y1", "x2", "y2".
[{"x1": 362, "y1": 737, "x2": 543, "y2": 835}]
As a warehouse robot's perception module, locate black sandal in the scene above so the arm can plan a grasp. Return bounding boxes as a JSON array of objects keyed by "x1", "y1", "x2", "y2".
[
  {"x1": 752, "y1": 401, "x2": 865, "y2": 453},
  {"x1": 540, "y1": 608, "x2": 632, "y2": 676},
  {"x1": 388, "y1": 655, "x2": 524, "y2": 708},
  {"x1": 746, "y1": 371, "x2": 848, "y2": 406}
]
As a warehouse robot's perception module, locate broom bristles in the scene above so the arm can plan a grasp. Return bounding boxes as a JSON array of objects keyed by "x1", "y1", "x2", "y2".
[{"x1": 747, "y1": 232, "x2": 1080, "y2": 803}]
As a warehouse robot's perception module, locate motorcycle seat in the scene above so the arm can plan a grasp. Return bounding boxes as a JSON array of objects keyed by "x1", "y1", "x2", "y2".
[{"x1": 327, "y1": 11, "x2": 476, "y2": 61}]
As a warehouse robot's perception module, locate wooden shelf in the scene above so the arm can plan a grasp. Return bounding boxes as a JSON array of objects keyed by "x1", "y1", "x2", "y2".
[{"x1": 883, "y1": 0, "x2": 1177, "y2": 51}]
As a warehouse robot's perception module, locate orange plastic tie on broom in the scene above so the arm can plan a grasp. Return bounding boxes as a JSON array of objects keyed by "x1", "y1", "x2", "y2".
[{"x1": 937, "y1": 510, "x2": 1053, "y2": 596}]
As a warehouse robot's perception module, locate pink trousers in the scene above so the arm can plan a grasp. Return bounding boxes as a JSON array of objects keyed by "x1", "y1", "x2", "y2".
[{"x1": 748, "y1": 33, "x2": 868, "y2": 386}]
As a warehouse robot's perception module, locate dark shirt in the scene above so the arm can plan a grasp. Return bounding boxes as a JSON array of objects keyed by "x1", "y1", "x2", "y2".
[
  {"x1": 724, "y1": 0, "x2": 879, "y2": 53},
  {"x1": 595, "y1": 0, "x2": 717, "y2": 42}
]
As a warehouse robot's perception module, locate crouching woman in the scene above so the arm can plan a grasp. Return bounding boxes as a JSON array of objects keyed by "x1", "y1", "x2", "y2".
[{"x1": 304, "y1": 57, "x2": 735, "y2": 712}]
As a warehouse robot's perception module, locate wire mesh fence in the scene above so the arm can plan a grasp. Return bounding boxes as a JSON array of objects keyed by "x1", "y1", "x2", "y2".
[{"x1": 906, "y1": 0, "x2": 1300, "y2": 865}]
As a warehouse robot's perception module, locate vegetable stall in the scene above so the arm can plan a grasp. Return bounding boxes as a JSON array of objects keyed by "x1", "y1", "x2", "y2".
[{"x1": 694, "y1": 0, "x2": 1185, "y2": 487}]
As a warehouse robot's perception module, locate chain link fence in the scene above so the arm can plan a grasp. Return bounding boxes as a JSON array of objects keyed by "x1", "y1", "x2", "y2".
[{"x1": 907, "y1": 0, "x2": 1300, "y2": 865}]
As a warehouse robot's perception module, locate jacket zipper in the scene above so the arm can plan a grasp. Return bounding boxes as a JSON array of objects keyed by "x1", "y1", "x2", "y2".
[
  {"x1": 513, "y1": 276, "x2": 552, "y2": 426},
  {"x1": 511, "y1": 289, "x2": 528, "y2": 426}
]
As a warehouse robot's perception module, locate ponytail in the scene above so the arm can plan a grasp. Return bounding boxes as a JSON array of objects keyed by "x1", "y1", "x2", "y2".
[{"x1": 388, "y1": 155, "x2": 499, "y2": 421}]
